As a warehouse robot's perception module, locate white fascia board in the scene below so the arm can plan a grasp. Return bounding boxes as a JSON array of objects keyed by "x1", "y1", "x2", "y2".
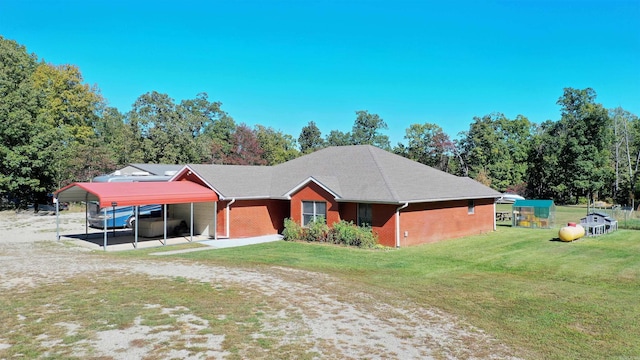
[
  {"x1": 335, "y1": 195, "x2": 500, "y2": 205},
  {"x1": 283, "y1": 177, "x2": 341, "y2": 200},
  {"x1": 402, "y1": 195, "x2": 502, "y2": 204},
  {"x1": 169, "y1": 165, "x2": 225, "y2": 199}
]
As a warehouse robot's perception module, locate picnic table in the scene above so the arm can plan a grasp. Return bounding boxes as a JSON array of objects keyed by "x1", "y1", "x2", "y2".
[{"x1": 496, "y1": 211, "x2": 512, "y2": 222}]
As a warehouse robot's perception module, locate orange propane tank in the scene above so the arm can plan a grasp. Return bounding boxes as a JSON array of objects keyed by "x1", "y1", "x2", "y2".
[{"x1": 558, "y1": 223, "x2": 585, "y2": 242}]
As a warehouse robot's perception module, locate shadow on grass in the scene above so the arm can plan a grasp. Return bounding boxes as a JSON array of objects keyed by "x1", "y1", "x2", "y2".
[{"x1": 496, "y1": 223, "x2": 513, "y2": 228}]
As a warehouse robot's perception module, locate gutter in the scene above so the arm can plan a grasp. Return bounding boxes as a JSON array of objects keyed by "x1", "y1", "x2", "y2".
[
  {"x1": 395, "y1": 202, "x2": 409, "y2": 248},
  {"x1": 225, "y1": 198, "x2": 236, "y2": 238}
]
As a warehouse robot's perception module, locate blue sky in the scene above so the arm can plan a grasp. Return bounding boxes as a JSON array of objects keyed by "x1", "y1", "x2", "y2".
[{"x1": 2, "y1": 0, "x2": 638, "y2": 145}]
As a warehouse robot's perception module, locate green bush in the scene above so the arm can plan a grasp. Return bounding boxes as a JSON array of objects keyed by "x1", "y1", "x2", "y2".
[
  {"x1": 282, "y1": 218, "x2": 302, "y2": 241},
  {"x1": 328, "y1": 220, "x2": 378, "y2": 248},
  {"x1": 329, "y1": 220, "x2": 358, "y2": 246},
  {"x1": 282, "y1": 217, "x2": 378, "y2": 248},
  {"x1": 305, "y1": 217, "x2": 329, "y2": 242}
]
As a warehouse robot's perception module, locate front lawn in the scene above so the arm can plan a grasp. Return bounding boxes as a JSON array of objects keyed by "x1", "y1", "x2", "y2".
[{"x1": 158, "y1": 217, "x2": 640, "y2": 359}]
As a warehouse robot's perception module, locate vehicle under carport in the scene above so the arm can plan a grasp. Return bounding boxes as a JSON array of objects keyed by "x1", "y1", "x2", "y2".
[{"x1": 54, "y1": 181, "x2": 219, "y2": 250}]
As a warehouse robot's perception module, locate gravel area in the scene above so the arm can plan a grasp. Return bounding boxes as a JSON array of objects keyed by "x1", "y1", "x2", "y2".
[{"x1": 0, "y1": 210, "x2": 520, "y2": 359}]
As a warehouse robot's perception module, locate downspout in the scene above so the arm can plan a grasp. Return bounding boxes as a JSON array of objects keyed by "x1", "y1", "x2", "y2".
[
  {"x1": 493, "y1": 201, "x2": 497, "y2": 231},
  {"x1": 213, "y1": 201, "x2": 217, "y2": 240},
  {"x1": 225, "y1": 198, "x2": 236, "y2": 238},
  {"x1": 395, "y1": 202, "x2": 409, "y2": 248}
]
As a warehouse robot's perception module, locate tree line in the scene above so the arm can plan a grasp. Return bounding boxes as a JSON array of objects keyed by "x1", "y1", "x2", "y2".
[{"x1": 1, "y1": 36, "x2": 638, "y2": 209}]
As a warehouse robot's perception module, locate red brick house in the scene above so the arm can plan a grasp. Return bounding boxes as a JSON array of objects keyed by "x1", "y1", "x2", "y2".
[{"x1": 170, "y1": 145, "x2": 500, "y2": 247}]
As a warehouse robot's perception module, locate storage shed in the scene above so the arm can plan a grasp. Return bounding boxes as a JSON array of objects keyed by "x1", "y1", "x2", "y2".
[{"x1": 512, "y1": 200, "x2": 555, "y2": 229}]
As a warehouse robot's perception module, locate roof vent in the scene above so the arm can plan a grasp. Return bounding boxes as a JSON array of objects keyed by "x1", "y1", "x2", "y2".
[
  {"x1": 164, "y1": 170, "x2": 177, "y2": 176},
  {"x1": 131, "y1": 171, "x2": 150, "y2": 176}
]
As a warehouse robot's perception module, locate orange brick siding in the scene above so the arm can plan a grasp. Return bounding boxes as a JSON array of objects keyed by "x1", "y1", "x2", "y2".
[
  {"x1": 216, "y1": 199, "x2": 289, "y2": 238},
  {"x1": 339, "y1": 202, "x2": 357, "y2": 223},
  {"x1": 216, "y1": 200, "x2": 228, "y2": 237},
  {"x1": 211, "y1": 179, "x2": 495, "y2": 246},
  {"x1": 290, "y1": 182, "x2": 340, "y2": 226},
  {"x1": 370, "y1": 204, "x2": 399, "y2": 247},
  {"x1": 290, "y1": 182, "x2": 494, "y2": 247},
  {"x1": 396, "y1": 198, "x2": 494, "y2": 247}
]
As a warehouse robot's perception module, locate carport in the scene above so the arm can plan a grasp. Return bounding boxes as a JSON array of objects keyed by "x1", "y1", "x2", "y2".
[{"x1": 54, "y1": 181, "x2": 219, "y2": 250}]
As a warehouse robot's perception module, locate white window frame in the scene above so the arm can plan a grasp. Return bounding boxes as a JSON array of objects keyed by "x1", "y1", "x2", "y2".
[{"x1": 302, "y1": 201, "x2": 327, "y2": 226}]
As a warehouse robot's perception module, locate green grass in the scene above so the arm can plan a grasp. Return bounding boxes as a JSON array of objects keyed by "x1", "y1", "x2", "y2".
[
  {"x1": 0, "y1": 273, "x2": 319, "y2": 359},
  {"x1": 6, "y1": 206, "x2": 637, "y2": 359},
  {"x1": 140, "y1": 208, "x2": 640, "y2": 360}
]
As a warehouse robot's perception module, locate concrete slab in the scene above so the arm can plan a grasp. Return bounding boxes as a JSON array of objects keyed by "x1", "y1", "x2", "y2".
[
  {"x1": 149, "y1": 235, "x2": 283, "y2": 256},
  {"x1": 62, "y1": 229, "x2": 282, "y2": 253},
  {"x1": 200, "y1": 235, "x2": 283, "y2": 248}
]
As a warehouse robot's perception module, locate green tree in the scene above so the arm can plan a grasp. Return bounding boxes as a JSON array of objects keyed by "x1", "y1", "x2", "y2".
[
  {"x1": 610, "y1": 107, "x2": 640, "y2": 205},
  {"x1": 0, "y1": 37, "x2": 105, "y2": 207},
  {"x1": 325, "y1": 129, "x2": 351, "y2": 147},
  {"x1": 459, "y1": 113, "x2": 533, "y2": 192},
  {"x1": 298, "y1": 121, "x2": 324, "y2": 154},
  {"x1": 526, "y1": 121, "x2": 563, "y2": 199},
  {"x1": 394, "y1": 123, "x2": 453, "y2": 171},
  {"x1": 556, "y1": 88, "x2": 612, "y2": 203},
  {"x1": 127, "y1": 91, "x2": 181, "y2": 163},
  {"x1": 95, "y1": 106, "x2": 133, "y2": 166},
  {"x1": 177, "y1": 93, "x2": 229, "y2": 163},
  {"x1": 350, "y1": 110, "x2": 390, "y2": 149},
  {"x1": 206, "y1": 115, "x2": 237, "y2": 164},
  {"x1": 0, "y1": 36, "x2": 41, "y2": 208},
  {"x1": 255, "y1": 125, "x2": 299, "y2": 165},
  {"x1": 32, "y1": 63, "x2": 104, "y2": 187}
]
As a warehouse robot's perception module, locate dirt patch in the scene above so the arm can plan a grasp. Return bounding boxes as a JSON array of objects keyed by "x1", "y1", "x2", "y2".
[{"x1": 0, "y1": 211, "x2": 521, "y2": 359}]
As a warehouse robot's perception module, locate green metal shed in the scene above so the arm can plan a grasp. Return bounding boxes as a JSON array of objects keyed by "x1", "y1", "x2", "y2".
[{"x1": 512, "y1": 199, "x2": 555, "y2": 228}]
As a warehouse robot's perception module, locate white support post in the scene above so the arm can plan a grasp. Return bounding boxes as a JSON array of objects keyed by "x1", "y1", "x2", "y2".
[
  {"x1": 134, "y1": 205, "x2": 139, "y2": 249},
  {"x1": 85, "y1": 194, "x2": 88, "y2": 239},
  {"x1": 103, "y1": 207, "x2": 107, "y2": 251},
  {"x1": 190, "y1": 202, "x2": 194, "y2": 242},
  {"x1": 163, "y1": 203, "x2": 167, "y2": 246}
]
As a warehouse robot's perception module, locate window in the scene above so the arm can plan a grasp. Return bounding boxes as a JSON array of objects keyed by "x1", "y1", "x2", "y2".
[
  {"x1": 357, "y1": 203, "x2": 372, "y2": 226},
  {"x1": 468, "y1": 200, "x2": 475, "y2": 214},
  {"x1": 302, "y1": 201, "x2": 327, "y2": 226}
]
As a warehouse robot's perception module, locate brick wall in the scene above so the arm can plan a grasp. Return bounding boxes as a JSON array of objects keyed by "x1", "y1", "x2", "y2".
[
  {"x1": 397, "y1": 198, "x2": 494, "y2": 247},
  {"x1": 290, "y1": 182, "x2": 340, "y2": 226},
  {"x1": 371, "y1": 204, "x2": 398, "y2": 247},
  {"x1": 216, "y1": 199, "x2": 289, "y2": 238}
]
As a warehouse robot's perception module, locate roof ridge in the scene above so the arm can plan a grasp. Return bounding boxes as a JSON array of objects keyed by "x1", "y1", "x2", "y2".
[{"x1": 367, "y1": 146, "x2": 400, "y2": 201}]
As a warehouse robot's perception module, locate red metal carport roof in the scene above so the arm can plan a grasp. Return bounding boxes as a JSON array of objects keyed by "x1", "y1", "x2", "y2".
[{"x1": 54, "y1": 181, "x2": 218, "y2": 208}]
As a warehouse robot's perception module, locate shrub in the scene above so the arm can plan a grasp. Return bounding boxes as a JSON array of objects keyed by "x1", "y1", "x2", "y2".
[
  {"x1": 329, "y1": 220, "x2": 378, "y2": 248},
  {"x1": 304, "y1": 217, "x2": 329, "y2": 242},
  {"x1": 330, "y1": 220, "x2": 359, "y2": 246},
  {"x1": 282, "y1": 217, "x2": 378, "y2": 248},
  {"x1": 282, "y1": 218, "x2": 303, "y2": 241}
]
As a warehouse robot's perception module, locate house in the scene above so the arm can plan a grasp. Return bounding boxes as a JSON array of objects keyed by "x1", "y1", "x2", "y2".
[{"x1": 168, "y1": 145, "x2": 501, "y2": 247}]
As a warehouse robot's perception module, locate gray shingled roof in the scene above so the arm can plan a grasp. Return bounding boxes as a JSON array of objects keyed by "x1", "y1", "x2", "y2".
[
  {"x1": 186, "y1": 164, "x2": 273, "y2": 199},
  {"x1": 184, "y1": 145, "x2": 500, "y2": 203}
]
